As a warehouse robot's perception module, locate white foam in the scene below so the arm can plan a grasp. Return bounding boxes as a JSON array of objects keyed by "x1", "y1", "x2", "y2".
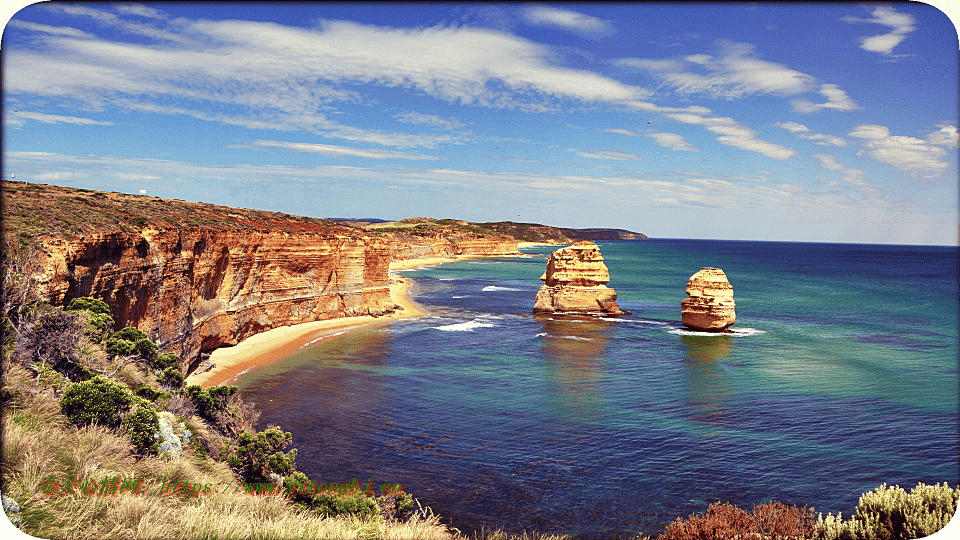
[
  {"x1": 451, "y1": 295, "x2": 474, "y2": 299},
  {"x1": 482, "y1": 285, "x2": 521, "y2": 292},
  {"x1": 667, "y1": 327, "x2": 766, "y2": 337},
  {"x1": 431, "y1": 318, "x2": 498, "y2": 332},
  {"x1": 300, "y1": 330, "x2": 348, "y2": 348},
  {"x1": 535, "y1": 332, "x2": 592, "y2": 341}
]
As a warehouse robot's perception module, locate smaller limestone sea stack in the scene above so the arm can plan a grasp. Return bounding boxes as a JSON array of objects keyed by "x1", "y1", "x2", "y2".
[
  {"x1": 681, "y1": 267, "x2": 736, "y2": 331},
  {"x1": 533, "y1": 241, "x2": 628, "y2": 316}
]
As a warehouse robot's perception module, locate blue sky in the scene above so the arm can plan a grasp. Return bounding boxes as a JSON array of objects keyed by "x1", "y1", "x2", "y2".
[{"x1": 2, "y1": 2, "x2": 958, "y2": 244}]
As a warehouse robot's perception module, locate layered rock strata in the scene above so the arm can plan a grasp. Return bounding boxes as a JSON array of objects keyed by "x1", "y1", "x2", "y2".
[
  {"x1": 36, "y1": 227, "x2": 394, "y2": 370},
  {"x1": 533, "y1": 241, "x2": 627, "y2": 316},
  {"x1": 680, "y1": 267, "x2": 736, "y2": 331},
  {"x1": 387, "y1": 231, "x2": 518, "y2": 262}
]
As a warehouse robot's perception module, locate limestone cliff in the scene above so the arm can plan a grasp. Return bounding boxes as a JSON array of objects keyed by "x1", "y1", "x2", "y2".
[
  {"x1": 3, "y1": 182, "x2": 522, "y2": 372},
  {"x1": 36, "y1": 227, "x2": 394, "y2": 370},
  {"x1": 680, "y1": 267, "x2": 736, "y2": 331},
  {"x1": 533, "y1": 241, "x2": 628, "y2": 316}
]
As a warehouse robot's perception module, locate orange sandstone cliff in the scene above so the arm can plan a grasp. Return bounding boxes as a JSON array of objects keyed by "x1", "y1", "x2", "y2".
[
  {"x1": 36, "y1": 227, "x2": 394, "y2": 371},
  {"x1": 680, "y1": 267, "x2": 736, "y2": 331},
  {"x1": 533, "y1": 241, "x2": 628, "y2": 316},
  {"x1": 3, "y1": 183, "x2": 512, "y2": 373}
]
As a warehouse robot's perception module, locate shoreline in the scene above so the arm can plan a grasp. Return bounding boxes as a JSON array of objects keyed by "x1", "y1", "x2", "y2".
[
  {"x1": 186, "y1": 274, "x2": 424, "y2": 387},
  {"x1": 187, "y1": 253, "x2": 524, "y2": 387}
]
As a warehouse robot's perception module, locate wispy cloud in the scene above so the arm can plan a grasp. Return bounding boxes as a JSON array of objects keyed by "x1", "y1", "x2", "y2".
[
  {"x1": 645, "y1": 132, "x2": 697, "y2": 151},
  {"x1": 842, "y1": 5, "x2": 916, "y2": 56},
  {"x1": 7, "y1": 19, "x2": 95, "y2": 38},
  {"x1": 521, "y1": 5, "x2": 614, "y2": 38},
  {"x1": 773, "y1": 121, "x2": 845, "y2": 146},
  {"x1": 791, "y1": 84, "x2": 859, "y2": 113},
  {"x1": 5, "y1": 110, "x2": 114, "y2": 127},
  {"x1": 615, "y1": 41, "x2": 818, "y2": 99},
  {"x1": 238, "y1": 140, "x2": 447, "y2": 161},
  {"x1": 848, "y1": 124, "x2": 953, "y2": 179},
  {"x1": 577, "y1": 149, "x2": 643, "y2": 161},
  {"x1": 393, "y1": 112, "x2": 467, "y2": 130}
]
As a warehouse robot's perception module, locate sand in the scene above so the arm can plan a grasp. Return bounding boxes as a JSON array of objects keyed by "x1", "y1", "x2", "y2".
[{"x1": 185, "y1": 275, "x2": 424, "y2": 387}]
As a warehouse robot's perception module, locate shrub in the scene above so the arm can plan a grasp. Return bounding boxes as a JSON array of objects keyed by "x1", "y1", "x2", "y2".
[
  {"x1": 59, "y1": 376, "x2": 132, "y2": 428},
  {"x1": 659, "y1": 500, "x2": 816, "y2": 540},
  {"x1": 814, "y1": 483, "x2": 959, "y2": 540},
  {"x1": 66, "y1": 297, "x2": 114, "y2": 342},
  {"x1": 225, "y1": 426, "x2": 297, "y2": 482},
  {"x1": 183, "y1": 384, "x2": 237, "y2": 419},
  {"x1": 155, "y1": 352, "x2": 179, "y2": 370},
  {"x1": 134, "y1": 384, "x2": 166, "y2": 402},
  {"x1": 104, "y1": 335, "x2": 137, "y2": 356},
  {"x1": 311, "y1": 493, "x2": 380, "y2": 519},
  {"x1": 122, "y1": 399, "x2": 160, "y2": 453},
  {"x1": 158, "y1": 366, "x2": 183, "y2": 388},
  {"x1": 14, "y1": 308, "x2": 84, "y2": 373},
  {"x1": 66, "y1": 297, "x2": 110, "y2": 315},
  {"x1": 134, "y1": 338, "x2": 158, "y2": 364}
]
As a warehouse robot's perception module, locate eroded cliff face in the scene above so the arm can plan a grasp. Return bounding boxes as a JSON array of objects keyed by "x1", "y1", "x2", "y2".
[
  {"x1": 386, "y1": 231, "x2": 519, "y2": 261},
  {"x1": 36, "y1": 226, "x2": 393, "y2": 369},
  {"x1": 533, "y1": 241, "x2": 628, "y2": 316}
]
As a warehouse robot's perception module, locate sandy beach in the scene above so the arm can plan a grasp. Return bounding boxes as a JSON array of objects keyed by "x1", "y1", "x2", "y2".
[
  {"x1": 186, "y1": 275, "x2": 424, "y2": 387},
  {"x1": 517, "y1": 241, "x2": 565, "y2": 249},
  {"x1": 187, "y1": 251, "x2": 554, "y2": 387}
]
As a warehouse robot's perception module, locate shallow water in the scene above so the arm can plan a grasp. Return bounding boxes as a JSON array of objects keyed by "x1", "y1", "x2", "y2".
[{"x1": 237, "y1": 239, "x2": 959, "y2": 538}]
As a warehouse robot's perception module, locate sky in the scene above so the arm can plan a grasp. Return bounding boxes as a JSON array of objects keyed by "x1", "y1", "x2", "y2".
[{"x1": 2, "y1": 2, "x2": 958, "y2": 245}]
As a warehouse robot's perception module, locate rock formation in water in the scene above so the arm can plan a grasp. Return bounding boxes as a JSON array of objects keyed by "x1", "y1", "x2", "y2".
[
  {"x1": 680, "y1": 267, "x2": 736, "y2": 331},
  {"x1": 533, "y1": 241, "x2": 627, "y2": 316}
]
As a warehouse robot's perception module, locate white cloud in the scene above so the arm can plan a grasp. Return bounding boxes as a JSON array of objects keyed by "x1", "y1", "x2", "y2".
[
  {"x1": 927, "y1": 125, "x2": 959, "y2": 147},
  {"x1": 239, "y1": 140, "x2": 446, "y2": 161},
  {"x1": 646, "y1": 132, "x2": 697, "y2": 151},
  {"x1": 601, "y1": 128, "x2": 637, "y2": 136},
  {"x1": 774, "y1": 121, "x2": 845, "y2": 146},
  {"x1": 791, "y1": 83, "x2": 859, "y2": 113},
  {"x1": 7, "y1": 7, "x2": 651, "y2": 140},
  {"x1": 663, "y1": 111, "x2": 795, "y2": 160},
  {"x1": 521, "y1": 5, "x2": 614, "y2": 38},
  {"x1": 7, "y1": 20, "x2": 95, "y2": 38},
  {"x1": 842, "y1": 5, "x2": 915, "y2": 55},
  {"x1": 6, "y1": 111, "x2": 114, "y2": 127},
  {"x1": 615, "y1": 41, "x2": 818, "y2": 99},
  {"x1": 577, "y1": 149, "x2": 643, "y2": 161},
  {"x1": 393, "y1": 112, "x2": 466, "y2": 130},
  {"x1": 849, "y1": 124, "x2": 951, "y2": 178}
]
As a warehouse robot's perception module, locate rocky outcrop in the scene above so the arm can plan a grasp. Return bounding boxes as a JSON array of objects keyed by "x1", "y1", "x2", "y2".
[
  {"x1": 533, "y1": 241, "x2": 627, "y2": 316},
  {"x1": 681, "y1": 268, "x2": 736, "y2": 331},
  {"x1": 36, "y1": 226, "x2": 394, "y2": 371}
]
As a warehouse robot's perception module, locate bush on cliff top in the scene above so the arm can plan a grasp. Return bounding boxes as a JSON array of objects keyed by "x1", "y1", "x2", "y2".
[
  {"x1": 813, "y1": 483, "x2": 959, "y2": 540},
  {"x1": 60, "y1": 375, "x2": 132, "y2": 428}
]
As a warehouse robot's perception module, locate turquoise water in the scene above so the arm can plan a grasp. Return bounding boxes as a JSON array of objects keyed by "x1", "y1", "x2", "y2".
[{"x1": 237, "y1": 240, "x2": 959, "y2": 538}]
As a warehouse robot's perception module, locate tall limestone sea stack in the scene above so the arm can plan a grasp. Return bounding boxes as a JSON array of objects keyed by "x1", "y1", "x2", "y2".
[
  {"x1": 533, "y1": 241, "x2": 628, "y2": 316},
  {"x1": 681, "y1": 267, "x2": 736, "y2": 331}
]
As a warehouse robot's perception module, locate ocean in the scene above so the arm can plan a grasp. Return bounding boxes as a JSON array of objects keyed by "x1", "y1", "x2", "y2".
[{"x1": 235, "y1": 239, "x2": 959, "y2": 539}]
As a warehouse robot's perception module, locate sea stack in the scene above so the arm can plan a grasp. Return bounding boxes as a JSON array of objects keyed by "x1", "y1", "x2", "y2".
[
  {"x1": 681, "y1": 268, "x2": 736, "y2": 331},
  {"x1": 533, "y1": 241, "x2": 628, "y2": 316}
]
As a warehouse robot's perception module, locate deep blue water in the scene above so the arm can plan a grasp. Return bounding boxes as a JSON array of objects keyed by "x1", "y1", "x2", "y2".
[{"x1": 237, "y1": 239, "x2": 959, "y2": 538}]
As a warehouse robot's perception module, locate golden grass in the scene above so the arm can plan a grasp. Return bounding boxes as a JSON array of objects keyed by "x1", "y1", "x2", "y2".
[{"x1": 1, "y1": 367, "x2": 457, "y2": 540}]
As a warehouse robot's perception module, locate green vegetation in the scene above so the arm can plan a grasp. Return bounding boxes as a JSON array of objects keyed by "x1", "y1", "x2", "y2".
[
  {"x1": 813, "y1": 483, "x2": 958, "y2": 540},
  {"x1": 59, "y1": 376, "x2": 133, "y2": 428}
]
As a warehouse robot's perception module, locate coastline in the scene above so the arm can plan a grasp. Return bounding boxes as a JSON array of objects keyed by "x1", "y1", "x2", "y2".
[
  {"x1": 185, "y1": 274, "x2": 424, "y2": 387},
  {"x1": 187, "y1": 253, "x2": 525, "y2": 387}
]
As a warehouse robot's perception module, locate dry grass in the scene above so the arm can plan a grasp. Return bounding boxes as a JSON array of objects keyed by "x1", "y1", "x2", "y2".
[{"x1": 1, "y1": 363, "x2": 457, "y2": 540}]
